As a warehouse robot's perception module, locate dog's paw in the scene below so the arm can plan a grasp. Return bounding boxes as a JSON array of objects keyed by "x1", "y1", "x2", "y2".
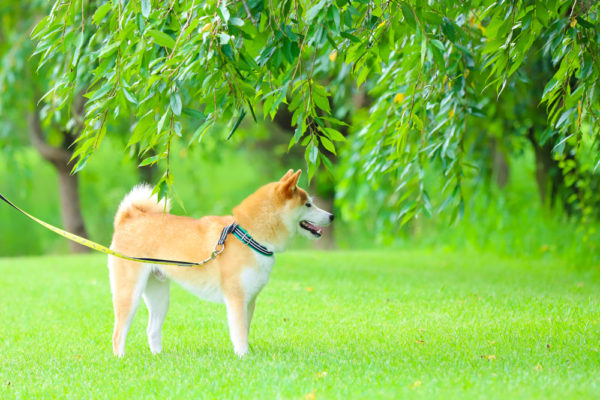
[
  {"x1": 150, "y1": 347, "x2": 162, "y2": 355},
  {"x1": 234, "y1": 346, "x2": 249, "y2": 358}
]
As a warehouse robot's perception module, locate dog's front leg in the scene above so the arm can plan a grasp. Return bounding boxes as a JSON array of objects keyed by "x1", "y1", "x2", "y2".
[
  {"x1": 224, "y1": 293, "x2": 249, "y2": 357},
  {"x1": 246, "y1": 297, "x2": 257, "y2": 337}
]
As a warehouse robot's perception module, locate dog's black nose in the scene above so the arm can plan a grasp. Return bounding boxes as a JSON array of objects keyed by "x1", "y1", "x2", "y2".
[{"x1": 329, "y1": 214, "x2": 334, "y2": 222}]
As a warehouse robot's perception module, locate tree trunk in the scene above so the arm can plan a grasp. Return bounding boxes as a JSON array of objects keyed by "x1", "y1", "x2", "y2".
[
  {"x1": 527, "y1": 128, "x2": 564, "y2": 209},
  {"x1": 527, "y1": 127, "x2": 555, "y2": 208},
  {"x1": 490, "y1": 138, "x2": 509, "y2": 188},
  {"x1": 28, "y1": 107, "x2": 90, "y2": 253},
  {"x1": 56, "y1": 165, "x2": 89, "y2": 253}
]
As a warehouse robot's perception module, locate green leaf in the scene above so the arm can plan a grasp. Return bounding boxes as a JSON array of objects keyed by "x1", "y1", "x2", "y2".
[
  {"x1": 219, "y1": 33, "x2": 231, "y2": 44},
  {"x1": 189, "y1": 120, "x2": 212, "y2": 145},
  {"x1": 92, "y1": 2, "x2": 112, "y2": 25},
  {"x1": 320, "y1": 116, "x2": 349, "y2": 126},
  {"x1": 428, "y1": 42, "x2": 445, "y2": 70},
  {"x1": 290, "y1": 125, "x2": 302, "y2": 150},
  {"x1": 141, "y1": 0, "x2": 151, "y2": 18},
  {"x1": 170, "y1": 92, "x2": 182, "y2": 116},
  {"x1": 174, "y1": 121, "x2": 182, "y2": 137},
  {"x1": 147, "y1": 30, "x2": 175, "y2": 49},
  {"x1": 98, "y1": 41, "x2": 120, "y2": 58},
  {"x1": 313, "y1": 91, "x2": 331, "y2": 113},
  {"x1": 324, "y1": 128, "x2": 345, "y2": 141},
  {"x1": 357, "y1": 66, "x2": 370, "y2": 88},
  {"x1": 71, "y1": 155, "x2": 90, "y2": 174},
  {"x1": 340, "y1": 31, "x2": 360, "y2": 43},
  {"x1": 221, "y1": 44, "x2": 235, "y2": 61},
  {"x1": 400, "y1": 2, "x2": 417, "y2": 29},
  {"x1": 306, "y1": 1, "x2": 324, "y2": 22},
  {"x1": 218, "y1": 4, "x2": 230, "y2": 23},
  {"x1": 226, "y1": 110, "x2": 246, "y2": 140},
  {"x1": 442, "y1": 17, "x2": 457, "y2": 43},
  {"x1": 122, "y1": 86, "x2": 138, "y2": 105},
  {"x1": 71, "y1": 32, "x2": 84, "y2": 67},
  {"x1": 139, "y1": 153, "x2": 164, "y2": 167},
  {"x1": 182, "y1": 108, "x2": 206, "y2": 120},
  {"x1": 320, "y1": 136, "x2": 336, "y2": 154},
  {"x1": 309, "y1": 143, "x2": 318, "y2": 164},
  {"x1": 422, "y1": 11, "x2": 443, "y2": 25},
  {"x1": 229, "y1": 17, "x2": 244, "y2": 27},
  {"x1": 157, "y1": 110, "x2": 169, "y2": 134},
  {"x1": 541, "y1": 78, "x2": 560, "y2": 103},
  {"x1": 87, "y1": 83, "x2": 112, "y2": 102},
  {"x1": 31, "y1": 16, "x2": 50, "y2": 38},
  {"x1": 320, "y1": 153, "x2": 335, "y2": 172}
]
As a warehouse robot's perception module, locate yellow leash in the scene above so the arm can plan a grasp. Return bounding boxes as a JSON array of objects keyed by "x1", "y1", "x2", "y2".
[{"x1": 0, "y1": 192, "x2": 217, "y2": 267}]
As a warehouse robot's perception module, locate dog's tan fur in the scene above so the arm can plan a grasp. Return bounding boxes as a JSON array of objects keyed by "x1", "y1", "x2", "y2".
[{"x1": 108, "y1": 169, "x2": 332, "y2": 356}]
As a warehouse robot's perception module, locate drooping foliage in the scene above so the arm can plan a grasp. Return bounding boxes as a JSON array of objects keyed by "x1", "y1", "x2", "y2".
[{"x1": 21, "y1": 0, "x2": 600, "y2": 230}]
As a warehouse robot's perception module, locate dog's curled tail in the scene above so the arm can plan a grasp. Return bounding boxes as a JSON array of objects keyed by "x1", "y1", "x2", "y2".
[{"x1": 114, "y1": 184, "x2": 171, "y2": 228}]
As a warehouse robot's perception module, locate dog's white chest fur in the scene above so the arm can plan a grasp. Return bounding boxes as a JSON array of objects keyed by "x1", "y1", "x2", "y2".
[
  {"x1": 176, "y1": 275, "x2": 226, "y2": 303},
  {"x1": 171, "y1": 253, "x2": 275, "y2": 304},
  {"x1": 240, "y1": 253, "x2": 275, "y2": 301}
]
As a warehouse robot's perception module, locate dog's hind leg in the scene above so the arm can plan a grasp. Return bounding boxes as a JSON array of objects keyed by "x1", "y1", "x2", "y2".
[
  {"x1": 143, "y1": 270, "x2": 170, "y2": 355},
  {"x1": 108, "y1": 256, "x2": 149, "y2": 357}
]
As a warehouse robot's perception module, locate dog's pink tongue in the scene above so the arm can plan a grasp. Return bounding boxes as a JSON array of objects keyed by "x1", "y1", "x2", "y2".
[{"x1": 305, "y1": 222, "x2": 321, "y2": 232}]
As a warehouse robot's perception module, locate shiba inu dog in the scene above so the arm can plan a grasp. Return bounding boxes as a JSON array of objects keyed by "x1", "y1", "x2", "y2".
[{"x1": 108, "y1": 169, "x2": 333, "y2": 357}]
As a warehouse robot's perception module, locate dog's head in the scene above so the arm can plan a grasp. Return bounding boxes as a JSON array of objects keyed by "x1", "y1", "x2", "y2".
[
  {"x1": 276, "y1": 169, "x2": 334, "y2": 240},
  {"x1": 233, "y1": 169, "x2": 334, "y2": 249}
]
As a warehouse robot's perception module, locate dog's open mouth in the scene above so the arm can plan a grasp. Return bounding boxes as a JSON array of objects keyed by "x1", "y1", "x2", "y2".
[{"x1": 300, "y1": 220, "x2": 322, "y2": 237}]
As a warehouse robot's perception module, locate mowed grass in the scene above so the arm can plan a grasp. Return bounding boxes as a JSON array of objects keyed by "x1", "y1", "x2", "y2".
[{"x1": 0, "y1": 250, "x2": 599, "y2": 399}]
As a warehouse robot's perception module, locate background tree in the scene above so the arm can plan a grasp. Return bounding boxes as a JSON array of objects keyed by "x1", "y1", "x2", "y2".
[{"x1": 0, "y1": 1, "x2": 91, "y2": 252}]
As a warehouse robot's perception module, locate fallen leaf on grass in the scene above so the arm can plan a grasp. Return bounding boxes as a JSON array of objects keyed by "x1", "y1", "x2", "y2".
[
  {"x1": 410, "y1": 380, "x2": 422, "y2": 389},
  {"x1": 480, "y1": 354, "x2": 496, "y2": 361},
  {"x1": 415, "y1": 340, "x2": 425, "y2": 344}
]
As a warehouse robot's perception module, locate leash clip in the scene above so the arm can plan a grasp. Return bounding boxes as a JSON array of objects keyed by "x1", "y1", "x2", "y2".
[{"x1": 211, "y1": 243, "x2": 225, "y2": 259}]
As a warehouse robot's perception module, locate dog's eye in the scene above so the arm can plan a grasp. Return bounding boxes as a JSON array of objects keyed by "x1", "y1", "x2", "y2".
[{"x1": 305, "y1": 203, "x2": 312, "y2": 207}]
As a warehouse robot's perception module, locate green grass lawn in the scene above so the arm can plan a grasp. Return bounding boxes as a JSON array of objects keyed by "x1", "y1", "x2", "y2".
[{"x1": 0, "y1": 250, "x2": 599, "y2": 399}]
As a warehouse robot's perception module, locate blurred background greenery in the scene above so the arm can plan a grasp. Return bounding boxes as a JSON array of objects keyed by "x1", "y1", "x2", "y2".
[{"x1": 1, "y1": 131, "x2": 595, "y2": 264}]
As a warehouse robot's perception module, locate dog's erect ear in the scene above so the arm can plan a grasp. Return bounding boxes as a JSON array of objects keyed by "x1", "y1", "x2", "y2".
[
  {"x1": 278, "y1": 169, "x2": 302, "y2": 197},
  {"x1": 291, "y1": 169, "x2": 302, "y2": 184},
  {"x1": 280, "y1": 169, "x2": 294, "y2": 182}
]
